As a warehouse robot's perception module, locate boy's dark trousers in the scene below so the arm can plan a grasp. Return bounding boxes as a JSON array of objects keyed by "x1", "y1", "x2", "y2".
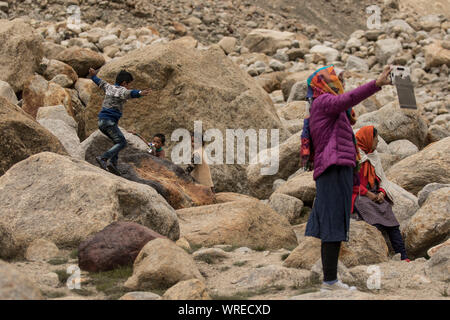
[{"x1": 98, "y1": 119, "x2": 127, "y2": 166}]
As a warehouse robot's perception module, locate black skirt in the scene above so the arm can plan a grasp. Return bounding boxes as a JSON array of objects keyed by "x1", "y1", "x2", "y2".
[{"x1": 305, "y1": 165, "x2": 353, "y2": 242}]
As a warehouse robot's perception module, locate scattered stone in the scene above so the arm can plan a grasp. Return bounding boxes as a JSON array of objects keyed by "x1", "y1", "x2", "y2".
[
  {"x1": 162, "y1": 279, "x2": 211, "y2": 300},
  {"x1": 119, "y1": 291, "x2": 161, "y2": 300},
  {"x1": 124, "y1": 238, "x2": 203, "y2": 290},
  {"x1": 25, "y1": 239, "x2": 60, "y2": 262},
  {"x1": 0, "y1": 260, "x2": 43, "y2": 300}
]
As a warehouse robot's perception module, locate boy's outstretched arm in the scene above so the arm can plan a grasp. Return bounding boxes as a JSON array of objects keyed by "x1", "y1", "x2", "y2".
[
  {"x1": 89, "y1": 68, "x2": 109, "y2": 92},
  {"x1": 126, "y1": 88, "x2": 152, "y2": 99}
]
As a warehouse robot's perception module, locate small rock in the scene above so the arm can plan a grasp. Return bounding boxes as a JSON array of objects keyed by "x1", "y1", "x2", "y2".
[
  {"x1": 25, "y1": 239, "x2": 60, "y2": 262},
  {"x1": 192, "y1": 248, "x2": 230, "y2": 263},
  {"x1": 119, "y1": 292, "x2": 161, "y2": 300},
  {"x1": 162, "y1": 279, "x2": 211, "y2": 300}
]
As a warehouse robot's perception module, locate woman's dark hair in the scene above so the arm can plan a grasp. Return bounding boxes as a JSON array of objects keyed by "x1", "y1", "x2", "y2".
[
  {"x1": 154, "y1": 133, "x2": 166, "y2": 145},
  {"x1": 373, "y1": 127, "x2": 378, "y2": 137},
  {"x1": 116, "y1": 70, "x2": 133, "y2": 85}
]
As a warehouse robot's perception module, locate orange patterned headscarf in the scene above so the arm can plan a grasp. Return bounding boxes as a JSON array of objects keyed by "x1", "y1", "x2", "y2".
[{"x1": 356, "y1": 126, "x2": 377, "y2": 188}]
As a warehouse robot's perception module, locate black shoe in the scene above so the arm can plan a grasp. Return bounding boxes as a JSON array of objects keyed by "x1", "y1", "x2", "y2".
[
  {"x1": 107, "y1": 161, "x2": 121, "y2": 176},
  {"x1": 95, "y1": 156, "x2": 108, "y2": 171}
]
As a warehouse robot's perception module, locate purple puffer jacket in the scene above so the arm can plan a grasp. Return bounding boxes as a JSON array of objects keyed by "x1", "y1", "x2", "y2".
[{"x1": 310, "y1": 80, "x2": 382, "y2": 180}]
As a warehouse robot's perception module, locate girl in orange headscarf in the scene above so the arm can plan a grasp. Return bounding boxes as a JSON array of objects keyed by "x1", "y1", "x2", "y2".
[{"x1": 353, "y1": 126, "x2": 409, "y2": 261}]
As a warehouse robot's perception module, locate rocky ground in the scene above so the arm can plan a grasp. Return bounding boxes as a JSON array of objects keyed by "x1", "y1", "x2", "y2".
[{"x1": 0, "y1": 0, "x2": 449, "y2": 300}]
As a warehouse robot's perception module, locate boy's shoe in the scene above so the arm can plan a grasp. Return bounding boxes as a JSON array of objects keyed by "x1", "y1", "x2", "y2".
[
  {"x1": 106, "y1": 161, "x2": 121, "y2": 176},
  {"x1": 95, "y1": 156, "x2": 108, "y2": 171},
  {"x1": 321, "y1": 280, "x2": 357, "y2": 292}
]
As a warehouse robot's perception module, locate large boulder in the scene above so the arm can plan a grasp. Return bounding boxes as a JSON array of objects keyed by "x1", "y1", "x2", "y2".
[
  {"x1": 0, "y1": 223, "x2": 18, "y2": 260},
  {"x1": 0, "y1": 19, "x2": 44, "y2": 92},
  {"x1": 37, "y1": 118, "x2": 83, "y2": 159},
  {"x1": 124, "y1": 238, "x2": 203, "y2": 290},
  {"x1": 425, "y1": 246, "x2": 450, "y2": 282},
  {"x1": 283, "y1": 220, "x2": 389, "y2": 269},
  {"x1": 25, "y1": 238, "x2": 60, "y2": 262},
  {"x1": 214, "y1": 192, "x2": 259, "y2": 203},
  {"x1": 309, "y1": 45, "x2": 339, "y2": 64},
  {"x1": 427, "y1": 239, "x2": 450, "y2": 258},
  {"x1": 22, "y1": 75, "x2": 75, "y2": 119},
  {"x1": 424, "y1": 40, "x2": 450, "y2": 69},
  {"x1": 78, "y1": 221, "x2": 167, "y2": 272},
  {"x1": 84, "y1": 41, "x2": 288, "y2": 193},
  {"x1": 355, "y1": 102, "x2": 428, "y2": 149},
  {"x1": 0, "y1": 97, "x2": 67, "y2": 176},
  {"x1": 42, "y1": 59, "x2": 79, "y2": 84},
  {"x1": 82, "y1": 130, "x2": 216, "y2": 209},
  {"x1": 36, "y1": 104, "x2": 78, "y2": 130},
  {"x1": 268, "y1": 193, "x2": 306, "y2": 225},
  {"x1": 402, "y1": 187, "x2": 450, "y2": 258},
  {"x1": 375, "y1": 38, "x2": 402, "y2": 64},
  {"x1": 0, "y1": 260, "x2": 43, "y2": 300},
  {"x1": 280, "y1": 70, "x2": 312, "y2": 101},
  {"x1": 386, "y1": 137, "x2": 450, "y2": 195},
  {"x1": 0, "y1": 152, "x2": 179, "y2": 256},
  {"x1": 389, "y1": 182, "x2": 420, "y2": 226},
  {"x1": 242, "y1": 29, "x2": 298, "y2": 55},
  {"x1": 246, "y1": 133, "x2": 301, "y2": 199},
  {"x1": 278, "y1": 101, "x2": 309, "y2": 121},
  {"x1": 273, "y1": 171, "x2": 316, "y2": 206},
  {"x1": 177, "y1": 200, "x2": 298, "y2": 250},
  {"x1": 56, "y1": 47, "x2": 105, "y2": 77},
  {"x1": 219, "y1": 265, "x2": 314, "y2": 295},
  {"x1": 0, "y1": 80, "x2": 18, "y2": 104},
  {"x1": 387, "y1": 139, "x2": 419, "y2": 159}
]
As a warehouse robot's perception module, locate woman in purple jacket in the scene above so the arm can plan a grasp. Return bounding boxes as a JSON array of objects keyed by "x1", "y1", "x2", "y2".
[{"x1": 302, "y1": 65, "x2": 393, "y2": 291}]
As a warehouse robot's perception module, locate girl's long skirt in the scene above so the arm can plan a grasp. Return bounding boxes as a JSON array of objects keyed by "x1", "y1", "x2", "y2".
[{"x1": 305, "y1": 165, "x2": 353, "y2": 242}]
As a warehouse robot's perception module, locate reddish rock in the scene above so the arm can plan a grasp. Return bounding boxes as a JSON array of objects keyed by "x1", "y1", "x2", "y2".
[
  {"x1": 118, "y1": 152, "x2": 217, "y2": 209},
  {"x1": 82, "y1": 132, "x2": 216, "y2": 209},
  {"x1": 78, "y1": 222, "x2": 167, "y2": 272}
]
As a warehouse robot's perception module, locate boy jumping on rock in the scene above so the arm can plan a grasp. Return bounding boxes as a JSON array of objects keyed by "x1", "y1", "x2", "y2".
[{"x1": 89, "y1": 68, "x2": 151, "y2": 175}]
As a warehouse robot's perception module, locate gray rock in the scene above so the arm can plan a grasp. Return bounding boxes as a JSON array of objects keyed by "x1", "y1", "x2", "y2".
[
  {"x1": 345, "y1": 55, "x2": 369, "y2": 72},
  {"x1": 192, "y1": 248, "x2": 230, "y2": 263},
  {"x1": 375, "y1": 39, "x2": 402, "y2": 64},
  {"x1": 269, "y1": 193, "x2": 305, "y2": 225},
  {"x1": 273, "y1": 179, "x2": 286, "y2": 191},
  {"x1": 419, "y1": 15, "x2": 443, "y2": 32},
  {"x1": 417, "y1": 183, "x2": 450, "y2": 207},
  {"x1": 385, "y1": 19, "x2": 415, "y2": 34},
  {"x1": 0, "y1": 80, "x2": 18, "y2": 105},
  {"x1": 287, "y1": 81, "x2": 308, "y2": 103},
  {"x1": 37, "y1": 119, "x2": 83, "y2": 159},
  {"x1": 269, "y1": 59, "x2": 286, "y2": 71},
  {"x1": 387, "y1": 139, "x2": 419, "y2": 159},
  {"x1": 310, "y1": 45, "x2": 339, "y2": 64},
  {"x1": 119, "y1": 291, "x2": 161, "y2": 300},
  {"x1": 425, "y1": 246, "x2": 450, "y2": 282},
  {"x1": 0, "y1": 260, "x2": 43, "y2": 300}
]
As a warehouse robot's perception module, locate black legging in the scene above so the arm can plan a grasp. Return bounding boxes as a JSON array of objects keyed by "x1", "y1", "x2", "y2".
[{"x1": 321, "y1": 241, "x2": 341, "y2": 282}]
